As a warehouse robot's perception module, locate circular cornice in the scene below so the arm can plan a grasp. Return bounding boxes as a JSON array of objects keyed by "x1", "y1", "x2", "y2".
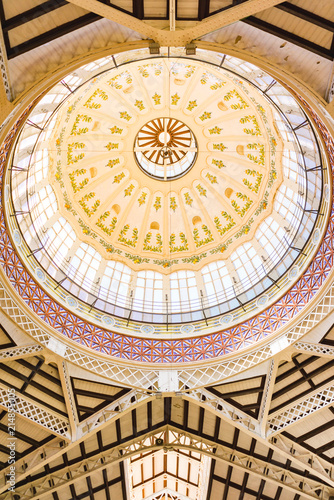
[{"x1": 0, "y1": 46, "x2": 333, "y2": 370}]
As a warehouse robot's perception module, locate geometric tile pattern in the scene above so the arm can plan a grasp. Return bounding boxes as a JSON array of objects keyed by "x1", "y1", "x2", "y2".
[{"x1": 0, "y1": 97, "x2": 333, "y2": 363}]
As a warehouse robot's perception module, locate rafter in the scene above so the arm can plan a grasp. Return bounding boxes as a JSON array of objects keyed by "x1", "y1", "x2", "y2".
[
  {"x1": 6, "y1": 426, "x2": 331, "y2": 500},
  {"x1": 292, "y1": 342, "x2": 334, "y2": 358},
  {"x1": 65, "y1": 0, "x2": 286, "y2": 46},
  {"x1": 0, "y1": 344, "x2": 44, "y2": 361}
]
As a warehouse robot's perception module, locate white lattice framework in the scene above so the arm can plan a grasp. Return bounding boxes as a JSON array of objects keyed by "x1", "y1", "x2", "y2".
[
  {"x1": 267, "y1": 383, "x2": 334, "y2": 435},
  {"x1": 4, "y1": 426, "x2": 332, "y2": 500},
  {"x1": 293, "y1": 342, "x2": 334, "y2": 358},
  {"x1": 0, "y1": 344, "x2": 44, "y2": 361},
  {"x1": 2, "y1": 275, "x2": 334, "y2": 390},
  {"x1": 143, "y1": 489, "x2": 192, "y2": 500},
  {"x1": 0, "y1": 383, "x2": 70, "y2": 438}
]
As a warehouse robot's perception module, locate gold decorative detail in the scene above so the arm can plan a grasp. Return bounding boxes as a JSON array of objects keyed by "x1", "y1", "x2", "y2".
[
  {"x1": 184, "y1": 192, "x2": 193, "y2": 206},
  {"x1": 199, "y1": 111, "x2": 211, "y2": 121},
  {"x1": 187, "y1": 100, "x2": 197, "y2": 111},
  {"x1": 79, "y1": 192, "x2": 100, "y2": 217},
  {"x1": 150, "y1": 222, "x2": 160, "y2": 230},
  {"x1": 169, "y1": 233, "x2": 188, "y2": 253},
  {"x1": 152, "y1": 93, "x2": 161, "y2": 105},
  {"x1": 231, "y1": 192, "x2": 253, "y2": 217},
  {"x1": 214, "y1": 212, "x2": 236, "y2": 236},
  {"x1": 217, "y1": 101, "x2": 228, "y2": 111},
  {"x1": 96, "y1": 212, "x2": 117, "y2": 236},
  {"x1": 124, "y1": 184, "x2": 135, "y2": 197},
  {"x1": 209, "y1": 126, "x2": 222, "y2": 135},
  {"x1": 112, "y1": 204, "x2": 120, "y2": 214},
  {"x1": 223, "y1": 90, "x2": 249, "y2": 110},
  {"x1": 196, "y1": 184, "x2": 207, "y2": 197},
  {"x1": 84, "y1": 89, "x2": 108, "y2": 109},
  {"x1": 143, "y1": 232, "x2": 163, "y2": 252},
  {"x1": 67, "y1": 142, "x2": 85, "y2": 165},
  {"x1": 247, "y1": 143, "x2": 265, "y2": 165},
  {"x1": 192, "y1": 216, "x2": 201, "y2": 225},
  {"x1": 119, "y1": 111, "x2": 131, "y2": 121},
  {"x1": 171, "y1": 93, "x2": 180, "y2": 105},
  {"x1": 135, "y1": 100, "x2": 145, "y2": 111},
  {"x1": 243, "y1": 169, "x2": 263, "y2": 193},
  {"x1": 213, "y1": 143, "x2": 227, "y2": 152},
  {"x1": 212, "y1": 159, "x2": 225, "y2": 169},
  {"x1": 193, "y1": 225, "x2": 214, "y2": 248},
  {"x1": 70, "y1": 114, "x2": 92, "y2": 136},
  {"x1": 236, "y1": 145, "x2": 244, "y2": 155},
  {"x1": 138, "y1": 192, "x2": 147, "y2": 206},
  {"x1": 90, "y1": 167, "x2": 97, "y2": 178},
  {"x1": 109, "y1": 126, "x2": 123, "y2": 134},
  {"x1": 170, "y1": 197, "x2": 177, "y2": 212},
  {"x1": 153, "y1": 196, "x2": 162, "y2": 211},
  {"x1": 105, "y1": 142, "x2": 118, "y2": 150},
  {"x1": 69, "y1": 169, "x2": 88, "y2": 193},
  {"x1": 106, "y1": 158, "x2": 120, "y2": 168},
  {"x1": 240, "y1": 115, "x2": 262, "y2": 136},
  {"x1": 113, "y1": 173, "x2": 125, "y2": 184},
  {"x1": 118, "y1": 225, "x2": 138, "y2": 248},
  {"x1": 206, "y1": 173, "x2": 218, "y2": 184},
  {"x1": 225, "y1": 188, "x2": 233, "y2": 198}
]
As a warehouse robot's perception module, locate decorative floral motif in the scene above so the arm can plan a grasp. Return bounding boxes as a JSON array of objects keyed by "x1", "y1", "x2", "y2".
[
  {"x1": 231, "y1": 192, "x2": 253, "y2": 217},
  {"x1": 67, "y1": 142, "x2": 85, "y2": 165},
  {"x1": 153, "y1": 258, "x2": 179, "y2": 268},
  {"x1": 235, "y1": 218, "x2": 254, "y2": 238},
  {"x1": 135, "y1": 100, "x2": 145, "y2": 111},
  {"x1": 240, "y1": 115, "x2": 262, "y2": 136},
  {"x1": 182, "y1": 253, "x2": 207, "y2": 264},
  {"x1": 247, "y1": 143, "x2": 265, "y2": 165},
  {"x1": 223, "y1": 90, "x2": 249, "y2": 110},
  {"x1": 138, "y1": 64, "x2": 162, "y2": 78},
  {"x1": 170, "y1": 197, "x2": 177, "y2": 211},
  {"x1": 214, "y1": 212, "x2": 236, "y2": 236},
  {"x1": 153, "y1": 196, "x2": 161, "y2": 211},
  {"x1": 106, "y1": 158, "x2": 120, "y2": 168},
  {"x1": 107, "y1": 71, "x2": 132, "y2": 88},
  {"x1": 79, "y1": 192, "x2": 100, "y2": 217},
  {"x1": 78, "y1": 218, "x2": 97, "y2": 237},
  {"x1": 199, "y1": 111, "x2": 211, "y2": 121},
  {"x1": 209, "y1": 126, "x2": 222, "y2": 135},
  {"x1": 213, "y1": 143, "x2": 227, "y2": 152},
  {"x1": 268, "y1": 162, "x2": 278, "y2": 187},
  {"x1": 70, "y1": 114, "x2": 92, "y2": 136},
  {"x1": 184, "y1": 192, "x2": 193, "y2": 206},
  {"x1": 187, "y1": 100, "x2": 197, "y2": 111},
  {"x1": 118, "y1": 225, "x2": 138, "y2": 248},
  {"x1": 96, "y1": 212, "x2": 117, "y2": 236},
  {"x1": 124, "y1": 184, "x2": 135, "y2": 197},
  {"x1": 138, "y1": 192, "x2": 147, "y2": 206},
  {"x1": 243, "y1": 169, "x2": 263, "y2": 193},
  {"x1": 210, "y1": 238, "x2": 233, "y2": 254},
  {"x1": 206, "y1": 173, "x2": 218, "y2": 184},
  {"x1": 105, "y1": 142, "x2": 118, "y2": 150},
  {"x1": 196, "y1": 184, "x2": 207, "y2": 197},
  {"x1": 84, "y1": 89, "x2": 108, "y2": 109},
  {"x1": 171, "y1": 93, "x2": 180, "y2": 105},
  {"x1": 55, "y1": 161, "x2": 64, "y2": 188},
  {"x1": 125, "y1": 253, "x2": 149, "y2": 264},
  {"x1": 193, "y1": 225, "x2": 214, "y2": 248},
  {"x1": 152, "y1": 93, "x2": 161, "y2": 105},
  {"x1": 212, "y1": 159, "x2": 226, "y2": 169},
  {"x1": 110, "y1": 126, "x2": 123, "y2": 134},
  {"x1": 69, "y1": 169, "x2": 89, "y2": 193},
  {"x1": 119, "y1": 111, "x2": 131, "y2": 121},
  {"x1": 169, "y1": 233, "x2": 188, "y2": 253},
  {"x1": 143, "y1": 232, "x2": 163, "y2": 252},
  {"x1": 113, "y1": 172, "x2": 125, "y2": 184}
]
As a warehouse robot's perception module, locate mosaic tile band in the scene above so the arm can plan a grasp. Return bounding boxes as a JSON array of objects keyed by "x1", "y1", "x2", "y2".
[{"x1": 0, "y1": 93, "x2": 333, "y2": 363}]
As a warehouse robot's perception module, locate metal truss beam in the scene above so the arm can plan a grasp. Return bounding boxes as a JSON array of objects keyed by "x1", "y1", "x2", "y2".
[
  {"x1": 0, "y1": 344, "x2": 44, "y2": 361},
  {"x1": 259, "y1": 359, "x2": 278, "y2": 437},
  {"x1": 292, "y1": 342, "x2": 334, "y2": 358},
  {"x1": 267, "y1": 382, "x2": 334, "y2": 436},
  {"x1": 6, "y1": 426, "x2": 332, "y2": 500},
  {"x1": 65, "y1": 0, "x2": 286, "y2": 46},
  {"x1": 57, "y1": 361, "x2": 79, "y2": 441},
  {"x1": 0, "y1": 383, "x2": 70, "y2": 440}
]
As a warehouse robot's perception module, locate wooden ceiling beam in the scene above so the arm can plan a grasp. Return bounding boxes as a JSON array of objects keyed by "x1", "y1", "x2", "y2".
[
  {"x1": 243, "y1": 16, "x2": 334, "y2": 60},
  {"x1": 276, "y1": 2, "x2": 334, "y2": 33},
  {"x1": 133, "y1": 0, "x2": 144, "y2": 19},
  {"x1": 198, "y1": 0, "x2": 210, "y2": 21},
  {"x1": 2, "y1": 0, "x2": 68, "y2": 32}
]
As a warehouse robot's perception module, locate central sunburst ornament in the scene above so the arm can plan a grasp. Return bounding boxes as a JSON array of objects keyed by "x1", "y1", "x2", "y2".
[{"x1": 134, "y1": 117, "x2": 197, "y2": 180}]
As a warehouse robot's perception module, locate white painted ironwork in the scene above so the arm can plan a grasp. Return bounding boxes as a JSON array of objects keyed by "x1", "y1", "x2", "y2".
[
  {"x1": 293, "y1": 342, "x2": 334, "y2": 358},
  {"x1": 0, "y1": 344, "x2": 44, "y2": 361}
]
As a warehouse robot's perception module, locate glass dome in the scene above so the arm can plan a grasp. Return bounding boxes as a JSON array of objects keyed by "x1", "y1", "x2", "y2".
[{"x1": 6, "y1": 50, "x2": 328, "y2": 331}]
